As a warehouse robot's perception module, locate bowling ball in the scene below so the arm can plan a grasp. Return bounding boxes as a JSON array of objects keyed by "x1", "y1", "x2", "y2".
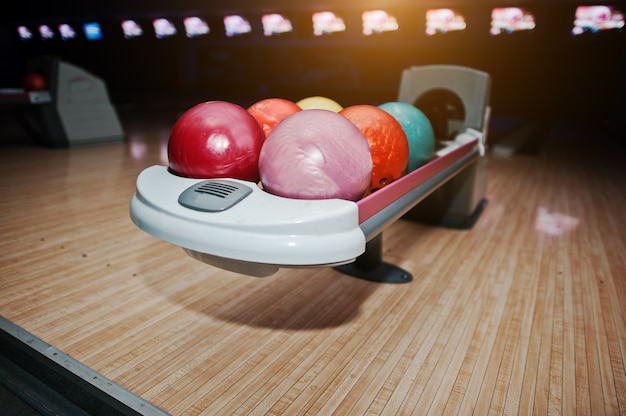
[
  {"x1": 23, "y1": 72, "x2": 46, "y2": 91},
  {"x1": 296, "y1": 96, "x2": 343, "y2": 112},
  {"x1": 339, "y1": 105, "x2": 409, "y2": 194},
  {"x1": 247, "y1": 98, "x2": 302, "y2": 137},
  {"x1": 378, "y1": 102, "x2": 435, "y2": 173},
  {"x1": 259, "y1": 109, "x2": 372, "y2": 201},
  {"x1": 168, "y1": 101, "x2": 265, "y2": 182}
]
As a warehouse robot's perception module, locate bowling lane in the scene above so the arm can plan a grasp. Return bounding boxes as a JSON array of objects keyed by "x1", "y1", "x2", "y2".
[{"x1": 1, "y1": 110, "x2": 625, "y2": 415}]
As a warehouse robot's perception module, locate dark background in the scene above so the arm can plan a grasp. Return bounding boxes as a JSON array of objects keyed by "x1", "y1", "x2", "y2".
[{"x1": 1, "y1": 0, "x2": 624, "y2": 131}]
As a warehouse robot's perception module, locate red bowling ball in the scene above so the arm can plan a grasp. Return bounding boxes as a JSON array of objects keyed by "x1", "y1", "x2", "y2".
[
  {"x1": 168, "y1": 101, "x2": 265, "y2": 181},
  {"x1": 23, "y1": 71, "x2": 46, "y2": 91},
  {"x1": 247, "y1": 98, "x2": 302, "y2": 138},
  {"x1": 259, "y1": 109, "x2": 372, "y2": 201},
  {"x1": 339, "y1": 105, "x2": 409, "y2": 194}
]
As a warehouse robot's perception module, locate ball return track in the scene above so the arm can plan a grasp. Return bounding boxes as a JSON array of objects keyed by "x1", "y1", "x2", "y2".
[{"x1": 130, "y1": 136, "x2": 483, "y2": 282}]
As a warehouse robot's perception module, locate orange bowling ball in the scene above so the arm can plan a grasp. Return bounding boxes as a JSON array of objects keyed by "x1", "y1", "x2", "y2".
[
  {"x1": 247, "y1": 97, "x2": 302, "y2": 138},
  {"x1": 340, "y1": 104, "x2": 409, "y2": 194}
]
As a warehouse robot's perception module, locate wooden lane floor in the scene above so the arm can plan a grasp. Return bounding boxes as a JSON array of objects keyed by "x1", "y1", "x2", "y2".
[{"x1": 1, "y1": 114, "x2": 625, "y2": 415}]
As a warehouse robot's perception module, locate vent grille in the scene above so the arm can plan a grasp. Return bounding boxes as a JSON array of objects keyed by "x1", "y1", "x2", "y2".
[
  {"x1": 194, "y1": 182, "x2": 239, "y2": 198},
  {"x1": 178, "y1": 180, "x2": 253, "y2": 212}
]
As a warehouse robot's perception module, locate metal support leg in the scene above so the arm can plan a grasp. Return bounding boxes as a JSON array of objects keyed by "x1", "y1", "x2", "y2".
[{"x1": 334, "y1": 233, "x2": 413, "y2": 283}]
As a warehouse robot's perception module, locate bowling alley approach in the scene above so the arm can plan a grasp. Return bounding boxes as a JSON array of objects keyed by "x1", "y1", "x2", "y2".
[{"x1": 1, "y1": 0, "x2": 625, "y2": 415}]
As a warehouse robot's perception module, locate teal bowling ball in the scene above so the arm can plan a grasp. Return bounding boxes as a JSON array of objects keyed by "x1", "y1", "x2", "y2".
[{"x1": 378, "y1": 101, "x2": 435, "y2": 173}]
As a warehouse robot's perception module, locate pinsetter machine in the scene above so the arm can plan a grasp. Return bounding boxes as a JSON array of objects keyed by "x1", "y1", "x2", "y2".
[{"x1": 130, "y1": 65, "x2": 491, "y2": 282}]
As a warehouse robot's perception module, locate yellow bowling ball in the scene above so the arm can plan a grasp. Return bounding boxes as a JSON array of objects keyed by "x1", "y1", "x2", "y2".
[{"x1": 296, "y1": 96, "x2": 343, "y2": 112}]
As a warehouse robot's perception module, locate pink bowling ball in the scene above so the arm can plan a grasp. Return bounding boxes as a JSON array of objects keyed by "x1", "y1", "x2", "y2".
[{"x1": 259, "y1": 109, "x2": 372, "y2": 201}]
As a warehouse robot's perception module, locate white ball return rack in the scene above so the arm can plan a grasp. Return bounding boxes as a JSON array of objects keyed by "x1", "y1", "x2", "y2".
[{"x1": 130, "y1": 65, "x2": 491, "y2": 282}]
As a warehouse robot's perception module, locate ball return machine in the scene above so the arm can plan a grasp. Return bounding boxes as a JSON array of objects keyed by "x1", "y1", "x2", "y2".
[
  {"x1": 130, "y1": 65, "x2": 491, "y2": 283},
  {"x1": 0, "y1": 56, "x2": 124, "y2": 147}
]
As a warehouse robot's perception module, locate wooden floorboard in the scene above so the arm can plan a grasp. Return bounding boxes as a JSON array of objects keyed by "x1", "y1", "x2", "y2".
[{"x1": 1, "y1": 114, "x2": 625, "y2": 415}]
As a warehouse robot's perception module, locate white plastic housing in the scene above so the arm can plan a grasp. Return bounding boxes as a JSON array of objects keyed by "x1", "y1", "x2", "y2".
[{"x1": 130, "y1": 166, "x2": 365, "y2": 271}]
